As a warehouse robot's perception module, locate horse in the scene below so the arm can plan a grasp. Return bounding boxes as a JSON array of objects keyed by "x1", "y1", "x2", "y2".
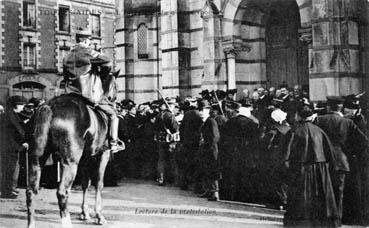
[{"x1": 26, "y1": 69, "x2": 120, "y2": 228}]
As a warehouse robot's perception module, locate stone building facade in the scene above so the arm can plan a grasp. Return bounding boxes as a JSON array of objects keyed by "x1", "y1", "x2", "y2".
[
  {"x1": 0, "y1": 0, "x2": 368, "y2": 105},
  {"x1": 117, "y1": 0, "x2": 369, "y2": 104},
  {"x1": 0, "y1": 0, "x2": 116, "y2": 105}
]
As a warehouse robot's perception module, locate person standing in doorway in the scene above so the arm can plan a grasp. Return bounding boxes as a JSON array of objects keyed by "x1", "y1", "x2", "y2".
[{"x1": 0, "y1": 96, "x2": 28, "y2": 198}]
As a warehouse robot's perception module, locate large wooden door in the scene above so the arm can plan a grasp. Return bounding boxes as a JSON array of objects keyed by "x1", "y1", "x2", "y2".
[{"x1": 266, "y1": 1, "x2": 308, "y2": 88}]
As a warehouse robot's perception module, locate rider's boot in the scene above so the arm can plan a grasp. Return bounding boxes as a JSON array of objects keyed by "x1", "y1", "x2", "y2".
[{"x1": 109, "y1": 116, "x2": 125, "y2": 152}]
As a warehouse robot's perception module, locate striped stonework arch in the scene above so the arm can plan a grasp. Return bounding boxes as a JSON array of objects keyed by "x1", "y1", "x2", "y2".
[
  {"x1": 220, "y1": 0, "x2": 312, "y2": 97},
  {"x1": 221, "y1": 0, "x2": 312, "y2": 39}
]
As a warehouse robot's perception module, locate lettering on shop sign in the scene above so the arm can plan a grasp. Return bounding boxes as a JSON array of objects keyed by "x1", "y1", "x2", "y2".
[{"x1": 19, "y1": 75, "x2": 39, "y2": 82}]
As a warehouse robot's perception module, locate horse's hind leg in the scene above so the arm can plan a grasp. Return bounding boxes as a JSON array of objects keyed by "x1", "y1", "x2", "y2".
[
  {"x1": 57, "y1": 160, "x2": 79, "y2": 228},
  {"x1": 79, "y1": 159, "x2": 91, "y2": 220},
  {"x1": 95, "y1": 150, "x2": 110, "y2": 225}
]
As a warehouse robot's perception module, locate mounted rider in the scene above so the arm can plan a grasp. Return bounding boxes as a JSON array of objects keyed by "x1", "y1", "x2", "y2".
[{"x1": 63, "y1": 29, "x2": 123, "y2": 152}]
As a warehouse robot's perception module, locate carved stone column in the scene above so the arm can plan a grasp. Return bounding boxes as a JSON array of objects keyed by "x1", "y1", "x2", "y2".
[{"x1": 224, "y1": 47, "x2": 237, "y2": 90}]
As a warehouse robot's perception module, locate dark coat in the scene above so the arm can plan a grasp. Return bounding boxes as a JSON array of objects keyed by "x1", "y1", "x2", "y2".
[
  {"x1": 222, "y1": 114, "x2": 259, "y2": 169},
  {"x1": 201, "y1": 117, "x2": 220, "y2": 161},
  {"x1": 120, "y1": 114, "x2": 129, "y2": 140},
  {"x1": 315, "y1": 113, "x2": 369, "y2": 172},
  {"x1": 0, "y1": 110, "x2": 26, "y2": 153},
  {"x1": 200, "y1": 117, "x2": 221, "y2": 180},
  {"x1": 284, "y1": 121, "x2": 339, "y2": 227},
  {"x1": 285, "y1": 121, "x2": 336, "y2": 165},
  {"x1": 155, "y1": 110, "x2": 179, "y2": 134},
  {"x1": 180, "y1": 109, "x2": 203, "y2": 146}
]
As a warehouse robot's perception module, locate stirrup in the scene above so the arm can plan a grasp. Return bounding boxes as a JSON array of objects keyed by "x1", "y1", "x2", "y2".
[{"x1": 110, "y1": 139, "x2": 125, "y2": 153}]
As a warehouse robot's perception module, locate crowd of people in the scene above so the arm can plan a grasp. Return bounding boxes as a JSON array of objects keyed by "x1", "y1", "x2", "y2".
[
  {"x1": 0, "y1": 84, "x2": 368, "y2": 227},
  {"x1": 100, "y1": 84, "x2": 367, "y2": 227}
]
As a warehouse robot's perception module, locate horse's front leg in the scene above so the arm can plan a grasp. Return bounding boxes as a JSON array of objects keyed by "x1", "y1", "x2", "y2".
[
  {"x1": 95, "y1": 150, "x2": 110, "y2": 225},
  {"x1": 79, "y1": 159, "x2": 91, "y2": 221},
  {"x1": 27, "y1": 156, "x2": 42, "y2": 228}
]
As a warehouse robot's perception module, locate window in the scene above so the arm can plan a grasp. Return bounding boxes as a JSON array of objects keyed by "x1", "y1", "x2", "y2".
[
  {"x1": 137, "y1": 23, "x2": 148, "y2": 59},
  {"x1": 23, "y1": 43, "x2": 36, "y2": 70},
  {"x1": 23, "y1": 1, "x2": 36, "y2": 28},
  {"x1": 91, "y1": 14, "x2": 101, "y2": 37},
  {"x1": 13, "y1": 82, "x2": 45, "y2": 100},
  {"x1": 58, "y1": 5, "x2": 70, "y2": 32},
  {"x1": 58, "y1": 47, "x2": 70, "y2": 72}
]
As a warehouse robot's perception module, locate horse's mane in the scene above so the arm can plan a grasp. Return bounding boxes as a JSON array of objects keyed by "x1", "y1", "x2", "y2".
[{"x1": 48, "y1": 93, "x2": 95, "y2": 107}]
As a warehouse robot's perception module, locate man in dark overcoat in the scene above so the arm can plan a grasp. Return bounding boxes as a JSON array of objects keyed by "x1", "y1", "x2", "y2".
[
  {"x1": 0, "y1": 96, "x2": 28, "y2": 198},
  {"x1": 314, "y1": 96, "x2": 368, "y2": 226},
  {"x1": 221, "y1": 104, "x2": 259, "y2": 202},
  {"x1": 178, "y1": 101, "x2": 203, "y2": 191},
  {"x1": 199, "y1": 104, "x2": 221, "y2": 201}
]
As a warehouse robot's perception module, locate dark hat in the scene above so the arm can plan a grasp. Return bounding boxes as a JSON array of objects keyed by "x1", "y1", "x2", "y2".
[
  {"x1": 211, "y1": 104, "x2": 221, "y2": 112},
  {"x1": 343, "y1": 94, "x2": 360, "y2": 109},
  {"x1": 225, "y1": 101, "x2": 241, "y2": 111},
  {"x1": 166, "y1": 98, "x2": 177, "y2": 105},
  {"x1": 271, "y1": 98, "x2": 284, "y2": 107},
  {"x1": 141, "y1": 101, "x2": 151, "y2": 106},
  {"x1": 199, "y1": 90, "x2": 210, "y2": 97},
  {"x1": 121, "y1": 99, "x2": 135, "y2": 108},
  {"x1": 241, "y1": 100, "x2": 252, "y2": 108},
  {"x1": 326, "y1": 96, "x2": 344, "y2": 106},
  {"x1": 197, "y1": 99, "x2": 211, "y2": 109},
  {"x1": 297, "y1": 103, "x2": 314, "y2": 119},
  {"x1": 215, "y1": 90, "x2": 227, "y2": 100},
  {"x1": 20, "y1": 108, "x2": 34, "y2": 119},
  {"x1": 90, "y1": 55, "x2": 111, "y2": 66},
  {"x1": 146, "y1": 110, "x2": 158, "y2": 119},
  {"x1": 226, "y1": 89, "x2": 237, "y2": 95},
  {"x1": 28, "y1": 97, "x2": 40, "y2": 107},
  {"x1": 9, "y1": 95, "x2": 27, "y2": 106}
]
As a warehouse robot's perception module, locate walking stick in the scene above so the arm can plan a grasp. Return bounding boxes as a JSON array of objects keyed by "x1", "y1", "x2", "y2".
[
  {"x1": 157, "y1": 89, "x2": 174, "y2": 114},
  {"x1": 213, "y1": 91, "x2": 225, "y2": 116},
  {"x1": 57, "y1": 161, "x2": 61, "y2": 183},
  {"x1": 25, "y1": 147, "x2": 29, "y2": 188}
]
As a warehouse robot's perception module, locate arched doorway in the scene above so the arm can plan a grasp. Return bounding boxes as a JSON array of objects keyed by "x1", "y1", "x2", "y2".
[
  {"x1": 221, "y1": 0, "x2": 310, "y2": 95},
  {"x1": 13, "y1": 81, "x2": 45, "y2": 100},
  {"x1": 266, "y1": 0, "x2": 308, "y2": 88}
]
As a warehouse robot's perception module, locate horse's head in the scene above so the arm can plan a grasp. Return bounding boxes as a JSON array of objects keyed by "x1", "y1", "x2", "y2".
[{"x1": 101, "y1": 69, "x2": 120, "y2": 102}]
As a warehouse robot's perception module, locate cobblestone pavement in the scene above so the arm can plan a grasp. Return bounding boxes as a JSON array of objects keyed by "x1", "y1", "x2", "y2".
[
  {"x1": 0, "y1": 179, "x2": 363, "y2": 228},
  {"x1": 0, "y1": 179, "x2": 285, "y2": 228}
]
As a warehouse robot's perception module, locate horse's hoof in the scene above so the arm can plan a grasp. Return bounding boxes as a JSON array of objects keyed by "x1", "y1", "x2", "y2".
[
  {"x1": 95, "y1": 216, "x2": 107, "y2": 225},
  {"x1": 61, "y1": 214, "x2": 73, "y2": 228},
  {"x1": 28, "y1": 221, "x2": 35, "y2": 228},
  {"x1": 79, "y1": 212, "x2": 91, "y2": 220}
]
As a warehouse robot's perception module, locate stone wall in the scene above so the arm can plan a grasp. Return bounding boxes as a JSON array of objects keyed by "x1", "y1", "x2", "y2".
[
  {"x1": 0, "y1": 0, "x2": 116, "y2": 104},
  {"x1": 118, "y1": 0, "x2": 369, "y2": 102}
]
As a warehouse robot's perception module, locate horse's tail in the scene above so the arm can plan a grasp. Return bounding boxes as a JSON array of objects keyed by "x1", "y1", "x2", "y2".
[
  {"x1": 29, "y1": 104, "x2": 53, "y2": 192},
  {"x1": 33, "y1": 105, "x2": 53, "y2": 156},
  {"x1": 27, "y1": 104, "x2": 53, "y2": 228}
]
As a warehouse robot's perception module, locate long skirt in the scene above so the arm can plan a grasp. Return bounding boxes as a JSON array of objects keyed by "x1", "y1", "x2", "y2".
[{"x1": 284, "y1": 162, "x2": 339, "y2": 227}]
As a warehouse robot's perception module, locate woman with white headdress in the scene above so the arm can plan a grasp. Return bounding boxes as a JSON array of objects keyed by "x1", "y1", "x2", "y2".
[{"x1": 261, "y1": 108, "x2": 291, "y2": 209}]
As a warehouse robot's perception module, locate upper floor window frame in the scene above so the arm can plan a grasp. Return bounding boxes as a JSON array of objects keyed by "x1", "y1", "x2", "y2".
[
  {"x1": 22, "y1": 0, "x2": 36, "y2": 29},
  {"x1": 90, "y1": 13, "x2": 101, "y2": 38},
  {"x1": 58, "y1": 5, "x2": 70, "y2": 33}
]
